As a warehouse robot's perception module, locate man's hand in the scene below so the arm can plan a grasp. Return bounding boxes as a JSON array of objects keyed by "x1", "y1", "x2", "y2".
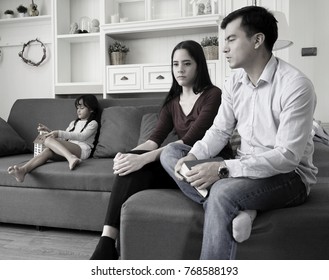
[
  {"x1": 182, "y1": 161, "x2": 221, "y2": 190},
  {"x1": 174, "y1": 153, "x2": 197, "y2": 180}
]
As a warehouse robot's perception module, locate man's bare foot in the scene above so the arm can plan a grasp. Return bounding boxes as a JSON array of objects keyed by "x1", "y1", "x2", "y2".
[
  {"x1": 69, "y1": 156, "x2": 81, "y2": 170},
  {"x1": 7, "y1": 165, "x2": 27, "y2": 183}
]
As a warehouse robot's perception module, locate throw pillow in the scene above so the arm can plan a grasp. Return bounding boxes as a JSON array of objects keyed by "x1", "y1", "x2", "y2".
[
  {"x1": 93, "y1": 106, "x2": 144, "y2": 158},
  {"x1": 0, "y1": 117, "x2": 28, "y2": 156},
  {"x1": 138, "y1": 113, "x2": 159, "y2": 145},
  {"x1": 138, "y1": 113, "x2": 178, "y2": 146}
]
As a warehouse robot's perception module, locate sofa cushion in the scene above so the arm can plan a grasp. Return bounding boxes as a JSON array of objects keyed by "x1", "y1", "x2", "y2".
[
  {"x1": 313, "y1": 141, "x2": 329, "y2": 180},
  {"x1": 0, "y1": 154, "x2": 115, "y2": 192},
  {"x1": 94, "y1": 106, "x2": 160, "y2": 158},
  {"x1": 121, "y1": 189, "x2": 203, "y2": 260},
  {"x1": 138, "y1": 113, "x2": 178, "y2": 146},
  {"x1": 7, "y1": 99, "x2": 77, "y2": 152},
  {"x1": 0, "y1": 118, "x2": 28, "y2": 156}
]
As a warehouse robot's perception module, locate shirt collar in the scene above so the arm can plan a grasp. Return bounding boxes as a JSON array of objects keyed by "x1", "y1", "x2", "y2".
[{"x1": 240, "y1": 55, "x2": 278, "y2": 87}]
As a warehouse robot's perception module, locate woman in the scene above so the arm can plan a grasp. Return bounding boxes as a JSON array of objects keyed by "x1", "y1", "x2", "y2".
[{"x1": 90, "y1": 40, "x2": 230, "y2": 259}]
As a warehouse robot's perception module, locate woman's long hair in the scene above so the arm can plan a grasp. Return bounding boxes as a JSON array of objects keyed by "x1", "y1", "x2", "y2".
[{"x1": 163, "y1": 40, "x2": 213, "y2": 106}]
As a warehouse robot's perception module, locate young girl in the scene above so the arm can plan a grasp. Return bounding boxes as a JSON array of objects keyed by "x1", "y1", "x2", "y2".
[
  {"x1": 90, "y1": 40, "x2": 232, "y2": 260},
  {"x1": 8, "y1": 94, "x2": 100, "y2": 183}
]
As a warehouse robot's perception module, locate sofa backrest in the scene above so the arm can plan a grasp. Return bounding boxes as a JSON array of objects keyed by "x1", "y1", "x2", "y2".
[{"x1": 8, "y1": 97, "x2": 164, "y2": 152}]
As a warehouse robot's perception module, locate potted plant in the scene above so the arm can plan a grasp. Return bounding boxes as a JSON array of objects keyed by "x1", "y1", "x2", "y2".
[
  {"x1": 201, "y1": 36, "x2": 218, "y2": 60},
  {"x1": 17, "y1": 5, "x2": 28, "y2": 17},
  {"x1": 4, "y1": 10, "x2": 14, "y2": 18},
  {"x1": 108, "y1": 41, "x2": 129, "y2": 65}
]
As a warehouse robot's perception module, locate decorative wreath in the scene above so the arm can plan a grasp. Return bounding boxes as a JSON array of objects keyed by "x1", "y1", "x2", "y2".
[{"x1": 18, "y1": 38, "x2": 47, "y2": 67}]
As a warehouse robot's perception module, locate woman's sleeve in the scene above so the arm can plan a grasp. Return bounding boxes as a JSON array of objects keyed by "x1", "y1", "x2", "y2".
[
  {"x1": 181, "y1": 87, "x2": 222, "y2": 146},
  {"x1": 148, "y1": 105, "x2": 174, "y2": 146}
]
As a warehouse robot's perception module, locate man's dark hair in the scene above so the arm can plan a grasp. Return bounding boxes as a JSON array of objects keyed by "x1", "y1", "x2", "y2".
[{"x1": 220, "y1": 6, "x2": 278, "y2": 52}]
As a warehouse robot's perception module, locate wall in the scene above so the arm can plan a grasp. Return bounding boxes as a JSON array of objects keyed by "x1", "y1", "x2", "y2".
[
  {"x1": 313, "y1": 0, "x2": 329, "y2": 122},
  {"x1": 0, "y1": 43, "x2": 53, "y2": 121},
  {"x1": 0, "y1": 0, "x2": 53, "y2": 121},
  {"x1": 288, "y1": 0, "x2": 328, "y2": 122}
]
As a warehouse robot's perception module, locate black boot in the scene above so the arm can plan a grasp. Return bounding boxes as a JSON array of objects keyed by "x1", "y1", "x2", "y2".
[{"x1": 90, "y1": 236, "x2": 118, "y2": 260}]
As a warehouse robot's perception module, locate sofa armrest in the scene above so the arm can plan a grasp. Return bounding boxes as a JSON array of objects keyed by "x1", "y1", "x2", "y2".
[{"x1": 120, "y1": 189, "x2": 204, "y2": 260}]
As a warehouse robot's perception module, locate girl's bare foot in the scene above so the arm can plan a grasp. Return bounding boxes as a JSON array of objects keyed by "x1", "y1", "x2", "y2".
[
  {"x1": 7, "y1": 165, "x2": 27, "y2": 183},
  {"x1": 69, "y1": 156, "x2": 81, "y2": 170}
]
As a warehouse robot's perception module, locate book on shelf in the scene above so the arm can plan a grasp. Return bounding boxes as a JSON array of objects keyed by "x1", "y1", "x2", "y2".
[{"x1": 178, "y1": 157, "x2": 223, "y2": 198}]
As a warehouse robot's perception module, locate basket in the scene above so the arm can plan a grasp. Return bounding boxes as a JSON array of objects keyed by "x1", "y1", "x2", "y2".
[
  {"x1": 110, "y1": 52, "x2": 127, "y2": 65},
  {"x1": 202, "y1": 46, "x2": 218, "y2": 60}
]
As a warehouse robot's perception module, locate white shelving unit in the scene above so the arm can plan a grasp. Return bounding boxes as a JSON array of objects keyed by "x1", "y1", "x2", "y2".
[
  {"x1": 103, "y1": 14, "x2": 221, "y2": 95},
  {"x1": 52, "y1": 0, "x2": 286, "y2": 98},
  {"x1": 52, "y1": 0, "x2": 223, "y2": 97},
  {"x1": 53, "y1": 0, "x2": 102, "y2": 96}
]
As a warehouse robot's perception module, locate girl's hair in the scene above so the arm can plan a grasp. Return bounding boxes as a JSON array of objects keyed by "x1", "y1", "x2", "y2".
[
  {"x1": 70, "y1": 94, "x2": 101, "y2": 157},
  {"x1": 163, "y1": 40, "x2": 213, "y2": 106},
  {"x1": 69, "y1": 94, "x2": 101, "y2": 133},
  {"x1": 220, "y1": 6, "x2": 278, "y2": 52}
]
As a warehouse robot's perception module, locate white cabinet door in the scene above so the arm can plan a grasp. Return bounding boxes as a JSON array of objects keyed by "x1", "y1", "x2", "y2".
[
  {"x1": 143, "y1": 65, "x2": 172, "y2": 90},
  {"x1": 107, "y1": 66, "x2": 141, "y2": 92}
]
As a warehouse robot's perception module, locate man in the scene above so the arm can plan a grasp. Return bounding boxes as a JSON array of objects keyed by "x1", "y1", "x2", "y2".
[{"x1": 160, "y1": 6, "x2": 317, "y2": 259}]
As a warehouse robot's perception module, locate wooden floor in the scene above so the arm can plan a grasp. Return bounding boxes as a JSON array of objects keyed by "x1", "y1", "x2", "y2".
[{"x1": 0, "y1": 223, "x2": 100, "y2": 260}]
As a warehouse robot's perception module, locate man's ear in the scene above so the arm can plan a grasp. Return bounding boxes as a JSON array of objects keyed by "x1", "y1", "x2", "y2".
[{"x1": 254, "y1": 33, "x2": 265, "y2": 49}]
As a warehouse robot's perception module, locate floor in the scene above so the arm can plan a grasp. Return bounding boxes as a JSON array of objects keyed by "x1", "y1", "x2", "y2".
[{"x1": 0, "y1": 223, "x2": 100, "y2": 260}]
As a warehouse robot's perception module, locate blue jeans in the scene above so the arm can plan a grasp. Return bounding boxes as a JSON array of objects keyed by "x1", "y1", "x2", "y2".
[{"x1": 160, "y1": 143, "x2": 308, "y2": 259}]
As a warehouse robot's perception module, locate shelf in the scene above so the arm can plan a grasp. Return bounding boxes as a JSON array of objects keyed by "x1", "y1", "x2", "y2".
[
  {"x1": 57, "y1": 33, "x2": 100, "y2": 43},
  {"x1": 102, "y1": 14, "x2": 221, "y2": 39},
  {"x1": 0, "y1": 15, "x2": 51, "y2": 26},
  {"x1": 55, "y1": 82, "x2": 103, "y2": 94}
]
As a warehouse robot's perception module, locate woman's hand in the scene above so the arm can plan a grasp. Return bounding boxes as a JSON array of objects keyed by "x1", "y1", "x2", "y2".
[{"x1": 113, "y1": 152, "x2": 147, "y2": 176}]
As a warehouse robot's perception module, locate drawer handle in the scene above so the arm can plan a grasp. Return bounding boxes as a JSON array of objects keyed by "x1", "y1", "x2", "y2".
[
  {"x1": 156, "y1": 75, "x2": 165, "y2": 80},
  {"x1": 121, "y1": 76, "x2": 128, "y2": 81}
]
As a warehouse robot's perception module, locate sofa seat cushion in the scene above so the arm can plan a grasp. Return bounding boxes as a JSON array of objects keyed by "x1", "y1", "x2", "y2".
[
  {"x1": 120, "y1": 189, "x2": 204, "y2": 260},
  {"x1": 0, "y1": 154, "x2": 115, "y2": 192}
]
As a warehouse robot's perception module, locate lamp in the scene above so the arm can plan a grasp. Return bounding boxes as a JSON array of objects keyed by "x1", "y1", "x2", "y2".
[
  {"x1": 272, "y1": 11, "x2": 293, "y2": 51},
  {"x1": 251, "y1": 0, "x2": 293, "y2": 51}
]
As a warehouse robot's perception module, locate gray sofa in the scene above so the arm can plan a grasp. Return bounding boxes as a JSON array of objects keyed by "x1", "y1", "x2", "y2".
[
  {"x1": 0, "y1": 97, "x2": 163, "y2": 231},
  {"x1": 120, "y1": 138, "x2": 329, "y2": 260},
  {"x1": 1, "y1": 97, "x2": 328, "y2": 260}
]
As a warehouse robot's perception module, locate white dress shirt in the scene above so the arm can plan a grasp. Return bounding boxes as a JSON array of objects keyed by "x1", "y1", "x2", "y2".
[{"x1": 190, "y1": 55, "x2": 318, "y2": 193}]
